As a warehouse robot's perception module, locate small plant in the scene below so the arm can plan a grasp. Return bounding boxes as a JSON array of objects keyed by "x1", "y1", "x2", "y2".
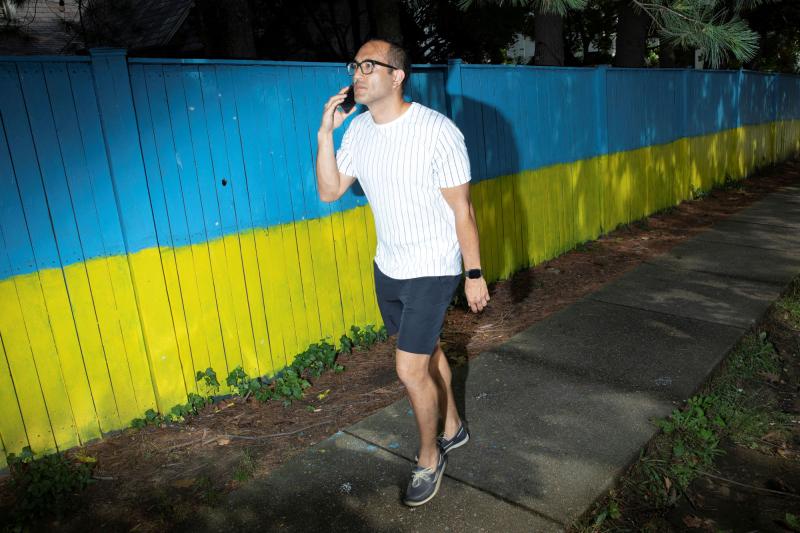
[
  {"x1": 131, "y1": 408, "x2": 164, "y2": 428},
  {"x1": 292, "y1": 340, "x2": 339, "y2": 377},
  {"x1": 232, "y1": 449, "x2": 256, "y2": 482},
  {"x1": 196, "y1": 367, "x2": 221, "y2": 396},
  {"x1": 689, "y1": 183, "x2": 708, "y2": 200},
  {"x1": 272, "y1": 368, "x2": 311, "y2": 406},
  {"x1": 721, "y1": 173, "x2": 744, "y2": 191},
  {"x1": 6, "y1": 447, "x2": 96, "y2": 522},
  {"x1": 776, "y1": 279, "x2": 800, "y2": 330},
  {"x1": 226, "y1": 366, "x2": 264, "y2": 397},
  {"x1": 592, "y1": 497, "x2": 621, "y2": 528},
  {"x1": 347, "y1": 325, "x2": 388, "y2": 349}
]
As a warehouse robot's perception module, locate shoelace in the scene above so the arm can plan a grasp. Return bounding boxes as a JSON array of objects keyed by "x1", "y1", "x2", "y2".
[{"x1": 410, "y1": 466, "x2": 435, "y2": 487}]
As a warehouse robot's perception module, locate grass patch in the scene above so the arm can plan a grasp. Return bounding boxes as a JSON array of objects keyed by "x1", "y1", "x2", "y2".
[
  {"x1": 776, "y1": 278, "x2": 800, "y2": 330},
  {"x1": 577, "y1": 327, "x2": 789, "y2": 531}
]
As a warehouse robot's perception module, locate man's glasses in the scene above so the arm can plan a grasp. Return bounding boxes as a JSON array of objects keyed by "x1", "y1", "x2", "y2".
[{"x1": 346, "y1": 59, "x2": 398, "y2": 76}]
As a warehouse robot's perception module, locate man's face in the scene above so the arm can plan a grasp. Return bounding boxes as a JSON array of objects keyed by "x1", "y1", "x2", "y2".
[{"x1": 352, "y1": 41, "x2": 401, "y2": 106}]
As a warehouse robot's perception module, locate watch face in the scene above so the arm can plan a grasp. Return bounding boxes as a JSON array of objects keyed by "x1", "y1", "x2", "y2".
[{"x1": 467, "y1": 269, "x2": 482, "y2": 279}]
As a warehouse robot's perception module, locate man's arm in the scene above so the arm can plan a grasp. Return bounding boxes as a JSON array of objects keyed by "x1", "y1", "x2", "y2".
[
  {"x1": 316, "y1": 87, "x2": 357, "y2": 203},
  {"x1": 440, "y1": 183, "x2": 490, "y2": 313}
]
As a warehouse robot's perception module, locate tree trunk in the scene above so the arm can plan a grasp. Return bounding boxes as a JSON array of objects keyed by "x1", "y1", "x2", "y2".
[
  {"x1": 533, "y1": 8, "x2": 564, "y2": 66},
  {"x1": 658, "y1": 39, "x2": 676, "y2": 68},
  {"x1": 224, "y1": 0, "x2": 256, "y2": 58},
  {"x1": 613, "y1": 1, "x2": 648, "y2": 67},
  {"x1": 371, "y1": 0, "x2": 402, "y2": 43},
  {"x1": 348, "y1": 0, "x2": 362, "y2": 55}
]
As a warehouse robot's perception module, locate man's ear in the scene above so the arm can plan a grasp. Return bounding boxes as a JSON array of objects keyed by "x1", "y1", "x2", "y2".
[{"x1": 392, "y1": 68, "x2": 406, "y2": 90}]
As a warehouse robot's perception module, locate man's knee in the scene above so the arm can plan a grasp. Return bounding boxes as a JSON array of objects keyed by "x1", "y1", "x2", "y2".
[{"x1": 396, "y1": 350, "x2": 432, "y2": 388}]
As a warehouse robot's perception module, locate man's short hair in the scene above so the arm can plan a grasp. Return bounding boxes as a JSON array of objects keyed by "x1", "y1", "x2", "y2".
[{"x1": 365, "y1": 38, "x2": 411, "y2": 91}]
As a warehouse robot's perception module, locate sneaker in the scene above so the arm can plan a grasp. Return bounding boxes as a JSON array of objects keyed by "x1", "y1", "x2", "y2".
[
  {"x1": 403, "y1": 451, "x2": 447, "y2": 507},
  {"x1": 439, "y1": 422, "x2": 470, "y2": 454},
  {"x1": 414, "y1": 422, "x2": 470, "y2": 461}
]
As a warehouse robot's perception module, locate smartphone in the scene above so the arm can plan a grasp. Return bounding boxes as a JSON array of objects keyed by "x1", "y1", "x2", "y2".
[{"x1": 340, "y1": 85, "x2": 356, "y2": 113}]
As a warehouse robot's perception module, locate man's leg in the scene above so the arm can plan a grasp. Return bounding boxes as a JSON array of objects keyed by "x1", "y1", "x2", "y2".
[
  {"x1": 429, "y1": 340, "x2": 462, "y2": 439},
  {"x1": 395, "y1": 349, "x2": 440, "y2": 469}
]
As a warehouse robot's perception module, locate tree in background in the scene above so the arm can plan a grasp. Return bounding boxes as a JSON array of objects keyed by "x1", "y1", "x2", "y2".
[
  {"x1": 8, "y1": 0, "x2": 795, "y2": 72},
  {"x1": 402, "y1": 0, "x2": 530, "y2": 63},
  {"x1": 461, "y1": 0, "x2": 781, "y2": 68},
  {"x1": 738, "y1": 0, "x2": 800, "y2": 72},
  {"x1": 562, "y1": 0, "x2": 616, "y2": 65}
]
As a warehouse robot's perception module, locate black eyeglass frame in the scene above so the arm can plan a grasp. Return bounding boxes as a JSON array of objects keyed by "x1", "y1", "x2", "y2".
[{"x1": 346, "y1": 59, "x2": 399, "y2": 75}]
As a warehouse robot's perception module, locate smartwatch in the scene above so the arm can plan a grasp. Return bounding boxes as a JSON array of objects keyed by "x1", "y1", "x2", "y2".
[{"x1": 466, "y1": 268, "x2": 482, "y2": 280}]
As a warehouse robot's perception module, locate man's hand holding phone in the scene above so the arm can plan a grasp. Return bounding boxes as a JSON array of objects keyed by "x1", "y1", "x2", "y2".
[{"x1": 320, "y1": 85, "x2": 357, "y2": 135}]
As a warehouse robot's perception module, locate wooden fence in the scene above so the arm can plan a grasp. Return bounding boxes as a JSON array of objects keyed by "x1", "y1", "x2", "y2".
[{"x1": 0, "y1": 49, "x2": 798, "y2": 465}]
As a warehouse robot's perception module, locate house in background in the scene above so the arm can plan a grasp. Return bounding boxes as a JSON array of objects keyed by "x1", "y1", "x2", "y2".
[
  {"x1": 1, "y1": 0, "x2": 82, "y2": 55},
  {"x1": 0, "y1": 0, "x2": 198, "y2": 56}
]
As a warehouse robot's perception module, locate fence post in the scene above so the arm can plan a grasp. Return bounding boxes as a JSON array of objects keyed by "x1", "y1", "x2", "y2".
[
  {"x1": 89, "y1": 47, "x2": 187, "y2": 412},
  {"x1": 593, "y1": 65, "x2": 609, "y2": 157},
  {"x1": 736, "y1": 68, "x2": 744, "y2": 178},
  {"x1": 446, "y1": 59, "x2": 464, "y2": 128},
  {"x1": 593, "y1": 64, "x2": 609, "y2": 232},
  {"x1": 682, "y1": 68, "x2": 691, "y2": 200},
  {"x1": 772, "y1": 73, "x2": 779, "y2": 162}
]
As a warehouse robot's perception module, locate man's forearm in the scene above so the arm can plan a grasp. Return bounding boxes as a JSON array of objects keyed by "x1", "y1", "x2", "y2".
[
  {"x1": 455, "y1": 204, "x2": 482, "y2": 271},
  {"x1": 316, "y1": 131, "x2": 341, "y2": 201}
]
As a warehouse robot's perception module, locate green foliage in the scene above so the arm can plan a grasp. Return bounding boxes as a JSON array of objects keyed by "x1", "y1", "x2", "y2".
[
  {"x1": 131, "y1": 408, "x2": 164, "y2": 428},
  {"x1": 196, "y1": 367, "x2": 221, "y2": 395},
  {"x1": 346, "y1": 325, "x2": 388, "y2": 350},
  {"x1": 128, "y1": 322, "x2": 387, "y2": 427},
  {"x1": 622, "y1": 329, "x2": 784, "y2": 509},
  {"x1": 689, "y1": 183, "x2": 709, "y2": 200},
  {"x1": 786, "y1": 513, "x2": 800, "y2": 532},
  {"x1": 292, "y1": 340, "x2": 339, "y2": 377},
  {"x1": 271, "y1": 368, "x2": 311, "y2": 406},
  {"x1": 226, "y1": 366, "x2": 264, "y2": 397},
  {"x1": 6, "y1": 447, "x2": 95, "y2": 522},
  {"x1": 776, "y1": 278, "x2": 800, "y2": 329},
  {"x1": 649, "y1": 395, "x2": 725, "y2": 499},
  {"x1": 592, "y1": 498, "x2": 621, "y2": 527}
]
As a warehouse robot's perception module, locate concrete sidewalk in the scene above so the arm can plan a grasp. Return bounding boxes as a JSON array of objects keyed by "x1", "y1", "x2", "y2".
[{"x1": 197, "y1": 185, "x2": 800, "y2": 532}]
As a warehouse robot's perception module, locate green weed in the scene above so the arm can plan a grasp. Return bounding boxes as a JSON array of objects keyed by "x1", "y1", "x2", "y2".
[
  {"x1": 776, "y1": 278, "x2": 800, "y2": 329},
  {"x1": 233, "y1": 449, "x2": 256, "y2": 482},
  {"x1": 127, "y1": 323, "x2": 388, "y2": 429},
  {"x1": 5, "y1": 447, "x2": 96, "y2": 523}
]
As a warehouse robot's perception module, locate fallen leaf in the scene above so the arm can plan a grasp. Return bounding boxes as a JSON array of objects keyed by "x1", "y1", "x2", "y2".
[
  {"x1": 762, "y1": 430, "x2": 785, "y2": 442},
  {"x1": 664, "y1": 476, "x2": 672, "y2": 491},
  {"x1": 217, "y1": 438, "x2": 231, "y2": 446},
  {"x1": 682, "y1": 514, "x2": 716, "y2": 530},
  {"x1": 760, "y1": 371, "x2": 781, "y2": 383},
  {"x1": 171, "y1": 478, "x2": 196, "y2": 488},
  {"x1": 777, "y1": 447, "x2": 793, "y2": 458}
]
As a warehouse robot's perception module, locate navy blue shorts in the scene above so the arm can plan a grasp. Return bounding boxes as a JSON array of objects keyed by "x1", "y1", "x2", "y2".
[{"x1": 373, "y1": 262, "x2": 461, "y2": 355}]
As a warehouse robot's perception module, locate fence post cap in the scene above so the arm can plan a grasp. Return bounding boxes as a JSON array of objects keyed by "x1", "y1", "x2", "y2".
[
  {"x1": 89, "y1": 48, "x2": 128, "y2": 57},
  {"x1": 447, "y1": 58, "x2": 463, "y2": 66}
]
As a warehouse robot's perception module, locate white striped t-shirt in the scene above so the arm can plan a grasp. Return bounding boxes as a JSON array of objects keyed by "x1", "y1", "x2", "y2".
[{"x1": 336, "y1": 102, "x2": 472, "y2": 279}]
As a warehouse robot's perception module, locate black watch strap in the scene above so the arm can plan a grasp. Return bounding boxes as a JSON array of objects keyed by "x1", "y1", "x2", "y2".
[{"x1": 466, "y1": 268, "x2": 482, "y2": 279}]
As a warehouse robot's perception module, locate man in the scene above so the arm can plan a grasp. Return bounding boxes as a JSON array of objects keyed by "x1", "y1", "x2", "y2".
[{"x1": 315, "y1": 38, "x2": 489, "y2": 507}]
